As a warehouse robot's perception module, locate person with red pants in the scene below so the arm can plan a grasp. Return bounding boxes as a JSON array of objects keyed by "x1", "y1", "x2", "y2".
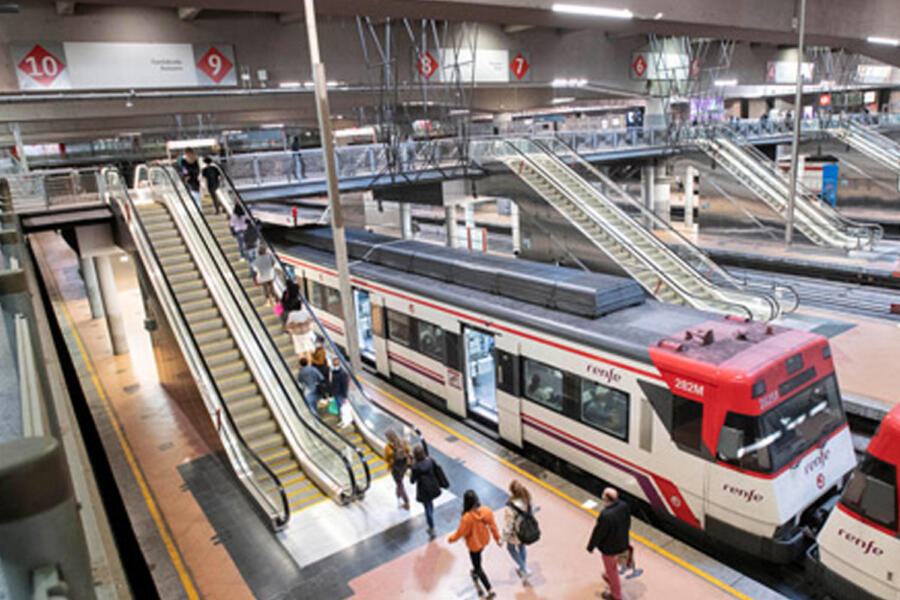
[{"x1": 587, "y1": 488, "x2": 631, "y2": 600}]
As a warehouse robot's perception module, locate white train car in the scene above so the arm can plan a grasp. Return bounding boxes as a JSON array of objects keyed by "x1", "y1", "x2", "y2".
[{"x1": 276, "y1": 227, "x2": 857, "y2": 563}]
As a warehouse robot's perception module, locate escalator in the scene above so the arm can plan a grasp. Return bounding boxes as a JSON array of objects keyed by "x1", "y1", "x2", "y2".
[
  {"x1": 492, "y1": 137, "x2": 785, "y2": 320},
  {"x1": 210, "y1": 163, "x2": 425, "y2": 467},
  {"x1": 828, "y1": 121, "x2": 900, "y2": 175},
  {"x1": 694, "y1": 133, "x2": 882, "y2": 249},
  {"x1": 104, "y1": 166, "x2": 368, "y2": 529}
]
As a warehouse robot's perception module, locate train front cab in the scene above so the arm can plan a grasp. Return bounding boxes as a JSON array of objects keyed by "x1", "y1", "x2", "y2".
[
  {"x1": 649, "y1": 321, "x2": 857, "y2": 563},
  {"x1": 814, "y1": 405, "x2": 900, "y2": 600}
]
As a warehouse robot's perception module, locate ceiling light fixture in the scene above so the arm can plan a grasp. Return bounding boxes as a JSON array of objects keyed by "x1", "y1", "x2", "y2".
[
  {"x1": 714, "y1": 79, "x2": 738, "y2": 87},
  {"x1": 279, "y1": 81, "x2": 301, "y2": 89},
  {"x1": 654, "y1": 12, "x2": 663, "y2": 19},
  {"x1": 551, "y1": 4, "x2": 633, "y2": 19},
  {"x1": 551, "y1": 78, "x2": 588, "y2": 88},
  {"x1": 866, "y1": 36, "x2": 899, "y2": 46},
  {"x1": 551, "y1": 97, "x2": 576, "y2": 104}
]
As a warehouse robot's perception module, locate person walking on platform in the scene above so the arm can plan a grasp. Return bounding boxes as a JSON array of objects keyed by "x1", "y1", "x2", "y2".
[
  {"x1": 587, "y1": 487, "x2": 631, "y2": 600},
  {"x1": 502, "y1": 480, "x2": 536, "y2": 584},
  {"x1": 409, "y1": 444, "x2": 442, "y2": 538},
  {"x1": 201, "y1": 157, "x2": 221, "y2": 214},
  {"x1": 229, "y1": 205, "x2": 249, "y2": 259},
  {"x1": 448, "y1": 489, "x2": 500, "y2": 599},
  {"x1": 253, "y1": 245, "x2": 278, "y2": 306},
  {"x1": 244, "y1": 223, "x2": 260, "y2": 280},
  {"x1": 297, "y1": 357, "x2": 324, "y2": 415},
  {"x1": 385, "y1": 429, "x2": 411, "y2": 510}
]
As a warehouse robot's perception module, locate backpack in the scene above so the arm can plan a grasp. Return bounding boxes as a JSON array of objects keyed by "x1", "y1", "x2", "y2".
[{"x1": 511, "y1": 503, "x2": 541, "y2": 545}]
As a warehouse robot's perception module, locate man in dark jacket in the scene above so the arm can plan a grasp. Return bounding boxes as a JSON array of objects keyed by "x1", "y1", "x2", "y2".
[{"x1": 587, "y1": 488, "x2": 630, "y2": 600}]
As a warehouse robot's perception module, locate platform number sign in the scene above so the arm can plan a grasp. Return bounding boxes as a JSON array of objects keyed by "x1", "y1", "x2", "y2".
[
  {"x1": 17, "y1": 44, "x2": 66, "y2": 87},
  {"x1": 196, "y1": 46, "x2": 233, "y2": 84},
  {"x1": 417, "y1": 51, "x2": 438, "y2": 80},
  {"x1": 510, "y1": 53, "x2": 530, "y2": 80},
  {"x1": 632, "y1": 54, "x2": 648, "y2": 79}
]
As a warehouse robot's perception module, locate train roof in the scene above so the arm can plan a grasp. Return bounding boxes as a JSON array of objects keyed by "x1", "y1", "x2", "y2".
[{"x1": 274, "y1": 227, "x2": 710, "y2": 367}]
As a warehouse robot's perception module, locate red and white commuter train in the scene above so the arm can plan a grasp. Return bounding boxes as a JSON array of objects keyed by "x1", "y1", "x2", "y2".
[{"x1": 274, "y1": 227, "x2": 898, "y2": 598}]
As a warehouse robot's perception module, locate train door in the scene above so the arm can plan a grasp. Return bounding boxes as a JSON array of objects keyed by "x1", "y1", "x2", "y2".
[
  {"x1": 353, "y1": 289, "x2": 375, "y2": 362},
  {"x1": 463, "y1": 326, "x2": 497, "y2": 424}
]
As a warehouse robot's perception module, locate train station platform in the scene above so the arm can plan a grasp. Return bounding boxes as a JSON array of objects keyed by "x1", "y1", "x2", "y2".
[{"x1": 31, "y1": 229, "x2": 788, "y2": 600}]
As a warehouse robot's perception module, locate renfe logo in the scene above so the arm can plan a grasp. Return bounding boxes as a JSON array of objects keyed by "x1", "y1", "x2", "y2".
[
  {"x1": 803, "y1": 448, "x2": 831, "y2": 476},
  {"x1": 586, "y1": 364, "x2": 622, "y2": 385},
  {"x1": 837, "y1": 528, "x2": 884, "y2": 556},
  {"x1": 674, "y1": 377, "x2": 704, "y2": 397},
  {"x1": 722, "y1": 483, "x2": 764, "y2": 503}
]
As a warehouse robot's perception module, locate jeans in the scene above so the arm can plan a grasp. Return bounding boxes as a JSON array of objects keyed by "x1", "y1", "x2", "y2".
[
  {"x1": 421, "y1": 499, "x2": 434, "y2": 529},
  {"x1": 304, "y1": 389, "x2": 319, "y2": 414},
  {"x1": 235, "y1": 231, "x2": 246, "y2": 258},
  {"x1": 190, "y1": 189, "x2": 201, "y2": 210},
  {"x1": 602, "y1": 553, "x2": 622, "y2": 600},
  {"x1": 469, "y1": 550, "x2": 491, "y2": 592},
  {"x1": 246, "y1": 246, "x2": 258, "y2": 278},
  {"x1": 507, "y1": 542, "x2": 527, "y2": 572}
]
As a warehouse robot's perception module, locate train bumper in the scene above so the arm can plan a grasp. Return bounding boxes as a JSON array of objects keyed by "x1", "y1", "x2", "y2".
[
  {"x1": 706, "y1": 515, "x2": 805, "y2": 564},
  {"x1": 804, "y1": 544, "x2": 883, "y2": 600}
]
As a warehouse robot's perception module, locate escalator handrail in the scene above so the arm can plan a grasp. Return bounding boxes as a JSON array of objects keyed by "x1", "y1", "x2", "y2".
[
  {"x1": 150, "y1": 164, "x2": 366, "y2": 500},
  {"x1": 102, "y1": 167, "x2": 291, "y2": 528},
  {"x1": 211, "y1": 163, "x2": 427, "y2": 453},
  {"x1": 499, "y1": 140, "x2": 755, "y2": 321},
  {"x1": 535, "y1": 135, "x2": 784, "y2": 318}
]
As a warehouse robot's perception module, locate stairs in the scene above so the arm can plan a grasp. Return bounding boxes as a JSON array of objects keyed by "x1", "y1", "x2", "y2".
[
  {"x1": 137, "y1": 200, "x2": 326, "y2": 513},
  {"x1": 198, "y1": 199, "x2": 389, "y2": 482}
]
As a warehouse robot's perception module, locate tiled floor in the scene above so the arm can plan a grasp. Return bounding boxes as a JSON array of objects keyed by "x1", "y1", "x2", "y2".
[{"x1": 33, "y1": 229, "x2": 786, "y2": 600}]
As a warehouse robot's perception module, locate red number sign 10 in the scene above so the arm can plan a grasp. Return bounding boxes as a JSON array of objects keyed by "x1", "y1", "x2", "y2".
[{"x1": 23, "y1": 55, "x2": 60, "y2": 78}]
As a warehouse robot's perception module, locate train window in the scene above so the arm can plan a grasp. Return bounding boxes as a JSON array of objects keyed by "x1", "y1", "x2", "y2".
[
  {"x1": 417, "y1": 321, "x2": 446, "y2": 363},
  {"x1": 841, "y1": 454, "x2": 898, "y2": 531},
  {"x1": 580, "y1": 379, "x2": 629, "y2": 441},
  {"x1": 445, "y1": 331, "x2": 461, "y2": 370},
  {"x1": 309, "y1": 280, "x2": 327, "y2": 311},
  {"x1": 717, "y1": 413, "x2": 772, "y2": 472},
  {"x1": 785, "y1": 353, "x2": 804, "y2": 376},
  {"x1": 523, "y1": 359, "x2": 564, "y2": 412},
  {"x1": 309, "y1": 281, "x2": 343, "y2": 318},
  {"x1": 387, "y1": 309, "x2": 412, "y2": 346},
  {"x1": 672, "y1": 396, "x2": 704, "y2": 454}
]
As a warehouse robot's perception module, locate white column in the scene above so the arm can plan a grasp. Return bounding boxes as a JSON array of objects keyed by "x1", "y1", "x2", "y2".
[
  {"x1": 641, "y1": 165, "x2": 655, "y2": 229},
  {"x1": 684, "y1": 165, "x2": 695, "y2": 228},
  {"x1": 653, "y1": 166, "x2": 671, "y2": 225},
  {"x1": 510, "y1": 201, "x2": 521, "y2": 255},
  {"x1": 445, "y1": 205, "x2": 458, "y2": 247},
  {"x1": 399, "y1": 202, "x2": 413, "y2": 239},
  {"x1": 80, "y1": 257, "x2": 104, "y2": 319},
  {"x1": 94, "y1": 255, "x2": 128, "y2": 355}
]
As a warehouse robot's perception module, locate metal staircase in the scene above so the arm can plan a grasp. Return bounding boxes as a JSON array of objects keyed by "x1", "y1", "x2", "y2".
[
  {"x1": 828, "y1": 121, "x2": 900, "y2": 175},
  {"x1": 496, "y1": 137, "x2": 785, "y2": 321},
  {"x1": 694, "y1": 133, "x2": 881, "y2": 250}
]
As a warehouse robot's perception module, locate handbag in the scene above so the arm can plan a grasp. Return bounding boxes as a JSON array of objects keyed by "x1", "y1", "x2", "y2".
[
  {"x1": 273, "y1": 302, "x2": 284, "y2": 317},
  {"x1": 432, "y1": 459, "x2": 450, "y2": 489},
  {"x1": 327, "y1": 397, "x2": 339, "y2": 416}
]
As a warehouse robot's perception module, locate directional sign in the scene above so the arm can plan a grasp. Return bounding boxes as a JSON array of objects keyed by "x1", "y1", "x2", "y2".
[
  {"x1": 632, "y1": 54, "x2": 647, "y2": 79},
  {"x1": 17, "y1": 44, "x2": 66, "y2": 88},
  {"x1": 196, "y1": 45, "x2": 233, "y2": 84},
  {"x1": 510, "y1": 52, "x2": 530, "y2": 80},
  {"x1": 417, "y1": 51, "x2": 438, "y2": 80}
]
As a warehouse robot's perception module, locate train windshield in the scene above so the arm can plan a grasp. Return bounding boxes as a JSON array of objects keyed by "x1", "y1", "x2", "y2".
[{"x1": 718, "y1": 375, "x2": 845, "y2": 474}]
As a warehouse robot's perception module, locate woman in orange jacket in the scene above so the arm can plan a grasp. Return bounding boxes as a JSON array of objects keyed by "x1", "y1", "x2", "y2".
[{"x1": 448, "y1": 490, "x2": 501, "y2": 598}]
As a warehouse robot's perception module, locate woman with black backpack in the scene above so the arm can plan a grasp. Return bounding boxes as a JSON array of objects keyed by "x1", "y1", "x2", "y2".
[
  {"x1": 409, "y1": 444, "x2": 445, "y2": 538},
  {"x1": 502, "y1": 480, "x2": 537, "y2": 584}
]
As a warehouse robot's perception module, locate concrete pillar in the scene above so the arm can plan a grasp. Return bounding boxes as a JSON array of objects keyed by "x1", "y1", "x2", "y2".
[
  {"x1": 399, "y1": 202, "x2": 413, "y2": 239},
  {"x1": 80, "y1": 257, "x2": 105, "y2": 319},
  {"x1": 653, "y1": 166, "x2": 671, "y2": 225},
  {"x1": 644, "y1": 98, "x2": 667, "y2": 131},
  {"x1": 445, "y1": 205, "x2": 458, "y2": 248},
  {"x1": 510, "y1": 201, "x2": 521, "y2": 255},
  {"x1": 94, "y1": 255, "x2": 128, "y2": 355},
  {"x1": 464, "y1": 202, "x2": 475, "y2": 229},
  {"x1": 684, "y1": 165, "x2": 696, "y2": 228},
  {"x1": 641, "y1": 165, "x2": 655, "y2": 229}
]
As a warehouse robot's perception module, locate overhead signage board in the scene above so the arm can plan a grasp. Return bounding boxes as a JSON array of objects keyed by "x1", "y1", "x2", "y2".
[
  {"x1": 10, "y1": 42, "x2": 237, "y2": 90},
  {"x1": 765, "y1": 61, "x2": 814, "y2": 84},
  {"x1": 438, "y1": 48, "x2": 509, "y2": 83},
  {"x1": 856, "y1": 64, "x2": 893, "y2": 85},
  {"x1": 630, "y1": 52, "x2": 690, "y2": 81}
]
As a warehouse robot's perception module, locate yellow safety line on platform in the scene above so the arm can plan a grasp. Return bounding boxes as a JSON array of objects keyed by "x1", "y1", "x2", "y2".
[
  {"x1": 54, "y1": 288, "x2": 200, "y2": 600},
  {"x1": 365, "y1": 380, "x2": 753, "y2": 600}
]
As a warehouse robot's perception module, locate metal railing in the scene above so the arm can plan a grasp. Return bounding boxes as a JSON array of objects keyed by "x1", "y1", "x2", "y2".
[
  {"x1": 212, "y1": 163, "x2": 427, "y2": 457},
  {"x1": 16, "y1": 313, "x2": 46, "y2": 437},
  {"x1": 151, "y1": 164, "x2": 368, "y2": 502},
  {"x1": 4, "y1": 168, "x2": 105, "y2": 214},
  {"x1": 103, "y1": 166, "x2": 292, "y2": 528}
]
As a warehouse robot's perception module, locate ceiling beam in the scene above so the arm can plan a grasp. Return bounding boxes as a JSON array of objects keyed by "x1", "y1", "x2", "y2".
[
  {"x1": 177, "y1": 6, "x2": 201, "y2": 20},
  {"x1": 55, "y1": 1, "x2": 75, "y2": 15},
  {"x1": 278, "y1": 11, "x2": 302, "y2": 24}
]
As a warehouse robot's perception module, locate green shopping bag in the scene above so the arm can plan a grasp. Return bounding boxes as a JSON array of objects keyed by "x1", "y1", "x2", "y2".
[{"x1": 327, "y1": 398, "x2": 340, "y2": 416}]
